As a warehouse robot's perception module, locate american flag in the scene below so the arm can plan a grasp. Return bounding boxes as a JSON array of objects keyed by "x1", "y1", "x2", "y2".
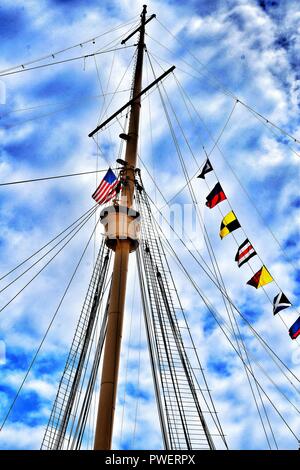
[{"x1": 92, "y1": 168, "x2": 118, "y2": 205}]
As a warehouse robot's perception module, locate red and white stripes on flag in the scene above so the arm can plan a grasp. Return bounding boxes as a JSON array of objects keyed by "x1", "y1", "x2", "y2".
[
  {"x1": 92, "y1": 168, "x2": 118, "y2": 205},
  {"x1": 235, "y1": 238, "x2": 256, "y2": 268}
]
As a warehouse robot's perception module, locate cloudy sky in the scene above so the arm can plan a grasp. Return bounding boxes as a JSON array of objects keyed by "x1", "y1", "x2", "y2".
[{"x1": 0, "y1": 0, "x2": 299, "y2": 451}]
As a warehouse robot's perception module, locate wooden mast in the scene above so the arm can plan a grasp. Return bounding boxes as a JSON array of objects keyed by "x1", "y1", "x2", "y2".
[{"x1": 93, "y1": 5, "x2": 147, "y2": 450}]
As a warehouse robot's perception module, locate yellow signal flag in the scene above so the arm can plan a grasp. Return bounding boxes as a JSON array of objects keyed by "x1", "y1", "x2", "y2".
[{"x1": 219, "y1": 211, "x2": 241, "y2": 239}]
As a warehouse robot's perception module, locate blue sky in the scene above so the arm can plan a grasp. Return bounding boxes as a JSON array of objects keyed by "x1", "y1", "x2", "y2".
[{"x1": 0, "y1": 0, "x2": 299, "y2": 450}]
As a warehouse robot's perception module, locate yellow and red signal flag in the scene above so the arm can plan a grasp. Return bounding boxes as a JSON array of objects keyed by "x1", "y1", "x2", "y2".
[{"x1": 246, "y1": 266, "x2": 273, "y2": 289}]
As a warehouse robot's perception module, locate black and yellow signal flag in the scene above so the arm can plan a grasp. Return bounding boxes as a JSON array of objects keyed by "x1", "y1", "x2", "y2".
[
  {"x1": 206, "y1": 182, "x2": 227, "y2": 209},
  {"x1": 247, "y1": 266, "x2": 273, "y2": 289},
  {"x1": 273, "y1": 292, "x2": 292, "y2": 315},
  {"x1": 197, "y1": 158, "x2": 213, "y2": 179},
  {"x1": 219, "y1": 211, "x2": 241, "y2": 239}
]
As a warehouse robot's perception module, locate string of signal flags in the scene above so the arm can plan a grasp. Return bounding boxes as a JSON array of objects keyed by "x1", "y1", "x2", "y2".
[
  {"x1": 90, "y1": 163, "x2": 300, "y2": 341},
  {"x1": 198, "y1": 158, "x2": 300, "y2": 341}
]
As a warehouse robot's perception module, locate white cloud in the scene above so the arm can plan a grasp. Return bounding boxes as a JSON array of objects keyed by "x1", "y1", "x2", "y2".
[{"x1": 0, "y1": 0, "x2": 299, "y2": 452}]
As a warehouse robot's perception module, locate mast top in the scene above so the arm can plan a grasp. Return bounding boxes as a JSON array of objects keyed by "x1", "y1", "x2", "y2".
[{"x1": 120, "y1": 5, "x2": 155, "y2": 45}]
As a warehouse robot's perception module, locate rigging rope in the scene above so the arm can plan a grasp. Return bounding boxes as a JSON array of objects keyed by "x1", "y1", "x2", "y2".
[
  {"x1": 0, "y1": 168, "x2": 120, "y2": 187},
  {"x1": 140, "y1": 60, "x2": 236, "y2": 212},
  {"x1": 0, "y1": 207, "x2": 98, "y2": 317},
  {"x1": 91, "y1": 49, "x2": 137, "y2": 166},
  {"x1": 154, "y1": 19, "x2": 300, "y2": 151},
  {"x1": 202, "y1": 152, "x2": 300, "y2": 334},
  {"x1": 141, "y1": 154, "x2": 300, "y2": 412},
  {"x1": 158, "y1": 228, "x2": 300, "y2": 443},
  {"x1": 136, "y1": 170, "x2": 228, "y2": 447},
  {"x1": 146, "y1": 52, "x2": 277, "y2": 448},
  {"x1": 92, "y1": 54, "x2": 106, "y2": 266},
  {"x1": 141, "y1": 188, "x2": 229, "y2": 446},
  {"x1": 89, "y1": 76, "x2": 169, "y2": 139},
  {"x1": 138, "y1": 159, "x2": 300, "y2": 393},
  {"x1": 0, "y1": 207, "x2": 98, "y2": 295},
  {"x1": 119, "y1": 266, "x2": 136, "y2": 447},
  {"x1": 148, "y1": 48, "x2": 300, "y2": 356},
  {"x1": 71, "y1": 274, "x2": 112, "y2": 449},
  {"x1": 136, "y1": 164, "x2": 299, "y2": 440},
  {"x1": 0, "y1": 17, "x2": 140, "y2": 74},
  {"x1": 131, "y1": 296, "x2": 142, "y2": 448},
  {"x1": 3, "y1": 93, "x2": 130, "y2": 130},
  {"x1": 0, "y1": 89, "x2": 130, "y2": 118},
  {"x1": 0, "y1": 204, "x2": 96, "y2": 281},
  {"x1": 98, "y1": 47, "x2": 117, "y2": 125},
  {"x1": 98, "y1": 49, "x2": 137, "y2": 129},
  {"x1": 173, "y1": 73, "x2": 300, "y2": 275},
  {"x1": 66, "y1": 271, "x2": 112, "y2": 450},
  {"x1": 165, "y1": 70, "x2": 300, "y2": 341},
  {"x1": 96, "y1": 47, "x2": 117, "y2": 151},
  {"x1": 136, "y1": 249, "x2": 171, "y2": 449},
  {"x1": 0, "y1": 46, "x2": 135, "y2": 78},
  {"x1": 146, "y1": 41, "x2": 300, "y2": 160},
  {"x1": 0, "y1": 211, "x2": 102, "y2": 430}
]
